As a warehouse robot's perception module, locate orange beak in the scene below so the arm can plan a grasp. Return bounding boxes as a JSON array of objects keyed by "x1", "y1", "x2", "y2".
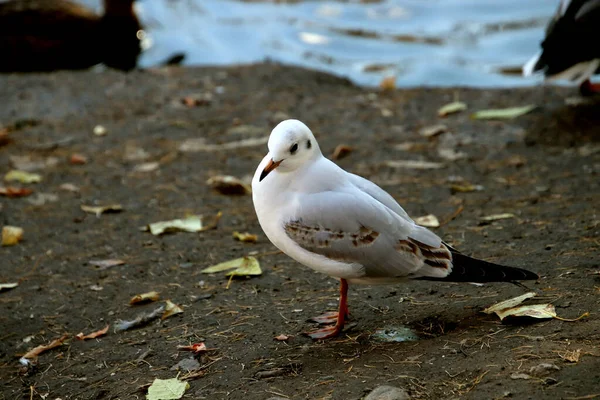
[{"x1": 259, "y1": 159, "x2": 282, "y2": 182}]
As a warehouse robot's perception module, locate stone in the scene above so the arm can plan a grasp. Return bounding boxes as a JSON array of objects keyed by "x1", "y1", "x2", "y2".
[{"x1": 365, "y1": 385, "x2": 409, "y2": 400}]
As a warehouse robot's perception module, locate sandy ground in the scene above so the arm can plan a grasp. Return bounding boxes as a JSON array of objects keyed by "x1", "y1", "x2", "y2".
[{"x1": 1, "y1": 64, "x2": 599, "y2": 400}]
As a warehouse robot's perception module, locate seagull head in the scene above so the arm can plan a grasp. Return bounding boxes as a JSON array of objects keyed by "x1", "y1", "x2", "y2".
[{"x1": 259, "y1": 119, "x2": 321, "y2": 182}]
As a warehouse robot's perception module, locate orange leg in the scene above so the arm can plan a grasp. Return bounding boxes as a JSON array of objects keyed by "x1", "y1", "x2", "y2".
[
  {"x1": 306, "y1": 279, "x2": 349, "y2": 340},
  {"x1": 579, "y1": 79, "x2": 600, "y2": 96}
]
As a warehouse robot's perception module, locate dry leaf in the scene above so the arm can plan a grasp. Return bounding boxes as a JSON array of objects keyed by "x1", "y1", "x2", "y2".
[
  {"x1": 133, "y1": 162, "x2": 160, "y2": 173},
  {"x1": 2, "y1": 226, "x2": 24, "y2": 246},
  {"x1": 59, "y1": 183, "x2": 80, "y2": 192},
  {"x1": 177, "y1": 343, "x2": 207, "y2": 353},
  {"x1": 201, "y1": 256, "x2": 262, "y2": 277},
  {"x1": 0, "y1": 186, "x2": 33, "y2": 197},
  {"x1": 146, "y1": 378, "x2": 189, "y2": 400},
  {"x1": 130, "y1": 291, "x2": 160, "y2": 305},
  {"x1": 0, "y1": 282, "x2": 18, "y2": 292},
  {"x1": 383, "y1": 160, "x2": 444, "y2": 170},
  {"x1": 115, "y1": 306, "x2": 164, "y2": 331},
  {"x1": 20, "y1": 334, "x2": 69, "y2": 365},
  {"x1": 81, "y1": 204, "x2": 123, "y2": 217},
  {"x1": 233, "y1": 231, "x2": 258, "y2": 243},
  {"x1": 70, "y1": 154, "x2": 87, "y2": 165},
  {"x1": 379, "y1": 76, "x2": 396, "y2": 92},
  {"x1": 414, "y1": 214, "x2": 440, "y2": 228},
  {"x1": 480, "y1": 213, "x2": 515, "y2": 222},
  {"x1": 495, "y1": 303, "x2": 557, "y2": 322},
  {"x1": 206, "y1": 175, "x2": 251, "y2": 195},
  {"x1": 146, "y1": 213, "x2": 221, "y2": 235},
  {"x1": 179, "y1": 137, "x2": 268, "y2": 152},
  {"x1": 4, "y1": 170, "x2": 42, "y2": 184},
  {"x1": 471, "y1": 105, "x2": 536, "y2": 120},
  {"x1": 88, "y1": 259, "x2": 125, "y2": 270},
  {"x1": 75, "y1": 325, "x2": 109, "y2": 340},
  {"x1": 93, "y1": 125, "x2": 107, "y2": 136},
  {"x1": 274, "y1": 334, "x2": 290, "y2": 341},
  {"x1": 438, "y1": 101, "x2": 467, "y2": 117},
  {"x1": 162, "y1": 300, "x2": 184, "y2": 320},
  {"x1": 561, "y1": 349, "x2": 581, "y2": 363},
  {"x1": 419, "y1": 124, "x2": 448, "y2": 138},
  {"x1": 450, "y1": 183, "x2": 484, "y2": 193},
  {"x1": 331, "y1": 145, "x2": 353, "y2": 160},
  {"x1": 483, "y1": 292, "x2": 537, "y2": 314}
]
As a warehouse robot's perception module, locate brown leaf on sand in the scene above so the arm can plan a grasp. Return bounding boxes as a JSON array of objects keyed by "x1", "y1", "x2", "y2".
[
  {"x1": 0, "y1": 187, "x2": 33, "y2": 197},
  {"x1": 130, "y1": 291, "x2": 160, "y2": 305},
  {"x1": 232, "y1": 231, "x2": 258, "y2": 243},
  {"x1": 331, "y1": 145, "x2": 353, "y2": 160},
  {"x1": 162, "y1": 300, "x2": 184, "y2": 320},
  {"x1": 70, "y1": 154, "x2": 88, "y2": 165},
  {"x1": 274, "y1": 334, "x2": 290, "y2": 341},
  {"x1": 20, "y1": 334, "x2": 69, "y2": 365},
  {"x1": 75, "y1": 325, "x2": 109, "y2": 340}
]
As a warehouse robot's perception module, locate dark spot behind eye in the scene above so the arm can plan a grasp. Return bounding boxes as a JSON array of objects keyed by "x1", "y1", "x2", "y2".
[
  {"x1": 290, "y1": 143, "x2": 298, "y2": 154},
  {"x1": 307, "y1": 140, "x2": 312, "y2": 149}
]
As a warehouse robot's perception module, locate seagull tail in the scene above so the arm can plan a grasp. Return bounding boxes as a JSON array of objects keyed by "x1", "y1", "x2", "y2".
[{"x1": 418, "y1": 251, "x2": 539, "y2": 283}]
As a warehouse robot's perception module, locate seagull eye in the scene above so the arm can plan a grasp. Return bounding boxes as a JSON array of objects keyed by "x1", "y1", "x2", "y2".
[{"x1": 289, "y1": 143, "x2": 298, "y2": 154}]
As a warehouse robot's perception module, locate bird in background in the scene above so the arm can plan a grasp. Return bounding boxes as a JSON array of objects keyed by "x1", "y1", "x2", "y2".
[
  {"x1": 252, "y1": 119, "x2": 539, "y2": 340},
  {"x1": 523, "y1": 0, "x2": 600, "y2": 95},
  {"x1": 0, "y1": 0, "x2": 143, "y2": 72}
]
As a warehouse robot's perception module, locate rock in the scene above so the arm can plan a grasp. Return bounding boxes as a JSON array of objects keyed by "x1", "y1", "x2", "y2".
[
  {"x1": 529, "y1": 363, "x2": 560, "y2": 377},
  {"x1": 364, "y1": 385, "x2": 409, "y2": 400},
  {"x1": 170, "y1": 357, "x2": 200, "y2": 372}
]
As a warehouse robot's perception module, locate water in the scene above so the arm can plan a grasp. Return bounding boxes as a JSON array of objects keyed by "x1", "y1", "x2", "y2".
[{"x1": 105, "y1": 0, "x2": 559, "y2": 87}]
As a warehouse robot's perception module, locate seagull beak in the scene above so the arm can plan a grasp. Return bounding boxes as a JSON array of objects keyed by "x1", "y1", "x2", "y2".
[{"x1": 259, "y1": 158, "x2": 282, "y2": 182}]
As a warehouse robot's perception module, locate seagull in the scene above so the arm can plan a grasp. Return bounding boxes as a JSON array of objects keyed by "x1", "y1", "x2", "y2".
[
  {"x1": 523, "y1": 0, "x2": 600, "y2": 95},
  {"x1": 252, "y1": 119, "x2": 539, "y2": 340}
]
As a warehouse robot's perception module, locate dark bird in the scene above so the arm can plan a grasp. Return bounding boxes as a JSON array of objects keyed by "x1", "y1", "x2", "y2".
[
  {"x1": 523, "y1": 0, "x2": 600, "y2": 95},
  {"x1": 252, "y1": 120, "x2": 539, "y2": 340},
  {"x1": 0, "y1": 0, "x2": 143, "y2": 72}
]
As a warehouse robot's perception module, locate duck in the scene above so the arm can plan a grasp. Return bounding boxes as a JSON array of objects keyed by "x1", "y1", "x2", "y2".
[
  {"x1": 523, "y1": 0, "x2": 600, "y2": 95},
  {"x1": 0, "y1": 0, "x2": 143, "y2": 72}
]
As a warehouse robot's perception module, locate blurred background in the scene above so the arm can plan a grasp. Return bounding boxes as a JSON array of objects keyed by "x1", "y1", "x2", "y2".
[{"x1": 122, "y1": 0, "x2": 557, "y2": 88}]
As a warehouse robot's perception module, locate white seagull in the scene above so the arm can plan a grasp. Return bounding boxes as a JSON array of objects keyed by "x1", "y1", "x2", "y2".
[{"x1": 252, "y1": 119, "x2": 538, "y2": 340}]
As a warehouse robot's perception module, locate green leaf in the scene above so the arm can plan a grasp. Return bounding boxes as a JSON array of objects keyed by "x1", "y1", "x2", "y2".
[
  {"x1": 201, "y1": 256, "x2": 262, "y2": 276},
  {"x1": 4, "y1": 170, "x2": 42, "y2": 183},
  {"x1": 471, "y1": 105, "x2": 536, "y2": 120},
  {"x1": 146, "y1": 378, "x2": 189, "y2": 400},
  {"x1": 438, "y1": 101, "x2": 467, "y2": 117}
]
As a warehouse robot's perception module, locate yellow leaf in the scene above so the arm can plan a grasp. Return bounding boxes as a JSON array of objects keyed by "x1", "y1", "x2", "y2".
[
  {"x1": 4, "y1": 170, "x2": 42, "y2": 183},
  {"x1": 438, "y1": 101, "x2": 467, "y2": 117},
  {"x1": 483, "y1": 292, "x2": 537, "y2": 314},
  {"x1": 162, "y1": 300, "x2": 183, "y2": 320},
  {"x1": 2, "y1": 226, "x2": 24, "y2": 246},
  {"x1": 146, "y1": 378, "x2": 189, "y2": 400},
  {"x1": 471, "y1": 105, "x2": 536, "y2": 120},
  {"x1": 233, "y1": 231, "x2": 258, "y2": 243},
  {"x1": 146, "y1": 212, "x2": 221, "y2": 235},
  {"x1": 130, "y1": 291, "x2": 160, "y2": 305},
  {"x1": 201, "y1": 256, "x2": 262, "y2": 276}
]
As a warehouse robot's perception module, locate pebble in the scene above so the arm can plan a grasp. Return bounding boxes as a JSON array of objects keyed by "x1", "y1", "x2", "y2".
[
  {"x1": 529, "y1": 363, "x2": 560, "y2": 377},
  {"x1": 365, "y1": 385, "x2": 409, "y2": 400}
]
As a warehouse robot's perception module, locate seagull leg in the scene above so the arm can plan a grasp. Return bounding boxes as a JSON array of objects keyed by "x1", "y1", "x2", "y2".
[
  {"x1": 306, "y1": 279, "x2": 349, "y2": 340},
  {"x1": 579, "y1": 79, "x2": 600, "y2": 96}
]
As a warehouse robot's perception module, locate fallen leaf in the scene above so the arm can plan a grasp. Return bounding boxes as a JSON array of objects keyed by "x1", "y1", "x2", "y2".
[
  {"x1": 133, "y1": 162, "x2": 160, "y2": 173},
  {"x1": 177, "y1": 343, "x2": 207, "y2": 353},
  {"x1": 130, "y1": 291, "x2": 160, "y2": 305},
  {"x1": 81, "y1": 204, "x2": 123, "y2": 217},
  {"x1": 438, "y1": 101, "x2": 467, "y2": 117},
  {"x1": 438, "y1": 148, "x2": 467, "y2": 161},
  {"x1": 201, "y1": 256, "x2": 262, "y2": 276},
  {"x1": 70, "y1": 154, "x2": 87, "y2": 165},
  {"x1": 206, "y1": 175, "x2": 251, "y2": 195},
  {"x1": 414, "y1": 214, "x2": 440, "y2": 228},
  {"x1": 146, "y1": 213, "x2": 221, "y2": 235},
  {"x1": 510, "y1": 373, "x2": 532, "y2": 380},
  {"x1": 530, "y1": 363, "x2": 560, "y2": 377},
  {"x1": 2, "y1": 226, "x2": 24, "y2": 246},
  {"x1": 146, "y1": 378, "x2": 189, "y2": 400},
  {"x1": 0, "y1": 282, "x2": 18, "y2": 292},
  {"x1": 274, "y1": 334, "x2": 290, "y2": 341},
  {"x1": 88, "y1": 259, "x2": 125, "y2": 270},
  {"x1": 4, "y1": 170, "x2": 42, "y2": 184},
  {"x1": 0, "y1": 187, "x2": 33, "y2": 197},
  {"x1": 379, "y1": 76, "x2": 396, "y2": 92},
  {"x1": 331, "y1": 145, "x2": 353, "y2": 160},
  {"x1": 19, "y1": 334, "x2": 69, "y2": 366},
  {"x1": 93, "y1": 125, "x2": 107, "y2": 136},
  {"x1": 383, "y1": 160, "x2": 444, "y2": 170},
  {"x1": 480, "y1": 213, "x2": 515, "y2": 222},
  {"x1": 561, "y1": 349, "x2": 581, "y2": 363},
  {"x1": 75, "y1": 325, "x2": 109, "y2": 340},
  {"x1": 162, "y1": 300, "x2": 184, "y2": 320},
  {"x1": 59, "y1": 183, "x2": 80, "y2": 192},
  {"x1": 179, "y1": 137, "x2": 268, "y2": 152},
  {"x1": 233, "y1": 231, "x2": 258, "y2": 243},
  {"x1": 471, "y1": 105, "x2": 536, "y2": 120},
  {"x1": 115, "y1": 306, "x2": 164, "y2": 332},
  {"x1": 495, "y1": 303, "x2": 557, "y2": 322},
  {"x1": 483, "y1": 292, "x2": 537, "y2": 314},
  {"x1": 450, "y1": 183, "x2": 484, "y2": 193},
  {"x1": 419, "y1": 124, "x2": 448, "y2": 138}
]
